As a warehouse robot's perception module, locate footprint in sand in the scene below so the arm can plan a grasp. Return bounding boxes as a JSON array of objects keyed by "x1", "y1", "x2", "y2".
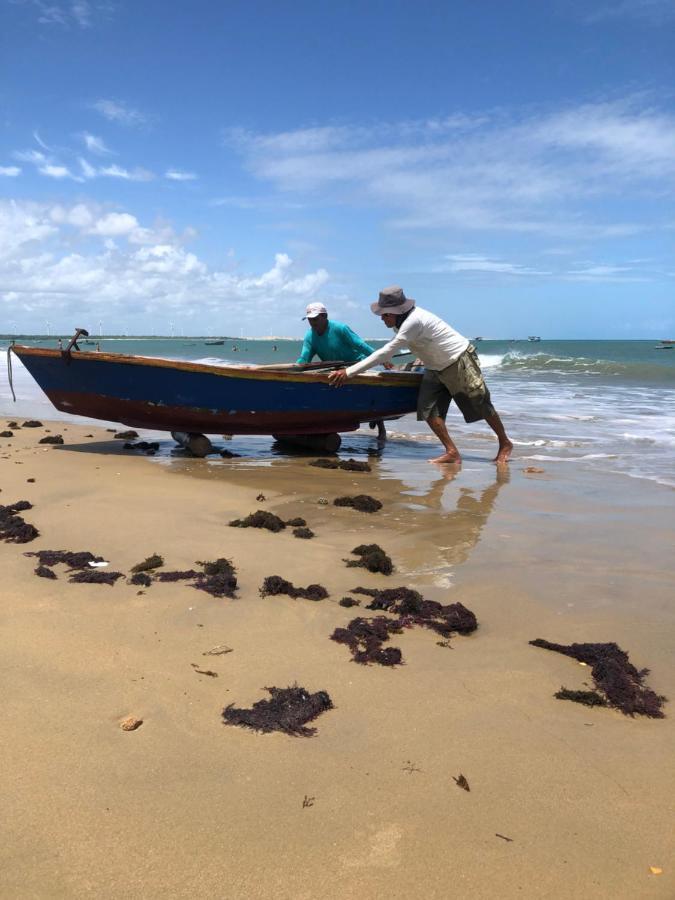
[{"x1": 342, "y1": 824, "x2": 402, "y2": 869}]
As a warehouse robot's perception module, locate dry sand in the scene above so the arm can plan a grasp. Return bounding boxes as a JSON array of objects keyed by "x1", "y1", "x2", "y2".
[{"x1": 1, "y1": 421, "x2": 674, "y2": 899}]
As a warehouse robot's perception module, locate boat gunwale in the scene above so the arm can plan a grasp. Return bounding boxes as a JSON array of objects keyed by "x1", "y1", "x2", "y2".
[{"x1": 11, "y1": 345, "x2": 422, "y2": 388}]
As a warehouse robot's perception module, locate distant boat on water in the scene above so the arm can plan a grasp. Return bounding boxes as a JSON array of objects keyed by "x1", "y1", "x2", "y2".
[
  {"x1": 473, "y1": 336, "x2": 484, "y2": 342},
  {"x1": 204, "y1": 339, "x2": 224, "y2": 346},
  {"x1": 528, "y1": 336, "x2": 541, "y2": 342},
  {"x1": 654, "y1": 340, "x2": 673, "y2": 350}
]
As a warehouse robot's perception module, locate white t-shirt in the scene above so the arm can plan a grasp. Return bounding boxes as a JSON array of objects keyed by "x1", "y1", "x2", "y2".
[{"x1": 345, "y1": 306, "x2": 470, "y2": 377}]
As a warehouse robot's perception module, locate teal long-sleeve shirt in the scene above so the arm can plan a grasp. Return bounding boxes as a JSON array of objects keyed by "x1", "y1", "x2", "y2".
[{"x1": 296, "y1": 320, "x2": 375, "y2": 365}]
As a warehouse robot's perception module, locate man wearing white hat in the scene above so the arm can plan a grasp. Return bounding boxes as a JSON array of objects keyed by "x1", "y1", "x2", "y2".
[
  {"x1": 328, "y1": 286, "x2": 513, "y2": 465},
  {"x1": 298, "y1": 301, "x2": 388, "y2": 441},
  {"x1": 297, "y1": 302, "x2": 375, "y2": 367}
]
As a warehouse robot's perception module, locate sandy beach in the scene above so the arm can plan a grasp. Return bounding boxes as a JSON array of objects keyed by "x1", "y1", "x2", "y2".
[{"x1": 1, "y1": 421, "x2": 674, "y2": 899}]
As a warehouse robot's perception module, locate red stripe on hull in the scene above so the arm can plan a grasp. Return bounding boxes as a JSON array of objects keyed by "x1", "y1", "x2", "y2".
[{"x1": 48, "y1": 390, "x2": 365, "y2": 435}]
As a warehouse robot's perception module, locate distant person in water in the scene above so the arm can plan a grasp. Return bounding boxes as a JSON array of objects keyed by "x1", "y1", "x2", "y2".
[
  {"x1": 298, "y1": 302, "x2": 387, "y2": 441},
  {"x1": 329, "y1": 286, "x2": 513, "y2": 465}
]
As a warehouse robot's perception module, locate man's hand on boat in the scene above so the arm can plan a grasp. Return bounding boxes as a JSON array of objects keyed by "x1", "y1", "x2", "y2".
[
  {"x1": 329, "y1": 361, "x2": 394, "y2": 386},
  {"x1": 328, "y1": 367, "x2": 348, "y2": 387}
]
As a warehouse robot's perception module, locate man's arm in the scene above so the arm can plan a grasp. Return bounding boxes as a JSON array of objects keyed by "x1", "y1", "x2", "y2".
[
  {"x1": 329, "y1": 317, "x2": 420, "y2": 385},
  {"x1": 347, "y1": 330, "x2": 411, "y2": 375},
  {"x1": 328, "y1": 332, "x2": 410, "y2": 385},
  {"x1": 296, "y1": 332, "x2": 315, "y2": 365}
]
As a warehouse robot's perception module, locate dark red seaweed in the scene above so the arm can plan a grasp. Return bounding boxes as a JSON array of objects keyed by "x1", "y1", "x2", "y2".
[
  {"x1": 260, "y1": 576, "x2": 328, "y2": 601},
  {"x1": 1, "y1": 501, "x2": 39, "y2": 544},
  {"x1": 530, "y1": 639, "x2": 667, "y2": 718},
  {"x1": 222, "y1": 685, "x2": 333, "y2": 736},
  {"x1": 333, "y1": 495, "x2": 382, "y2": 513}
]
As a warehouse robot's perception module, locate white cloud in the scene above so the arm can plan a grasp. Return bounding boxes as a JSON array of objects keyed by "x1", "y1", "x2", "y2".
[
  {"x1": 0, "y1": 199, "x2": 330, "y2": 327},
  {"x1": 14, "y1": 149, "x2": 47, "y2": 165},
  {"x1": 0, "y1": 200, "x2": 58, "y2": 261},
  {"x1": 444, "y1": 254, "x2": 551, "y2": 276},
  {"x1": 92, "y1": 99, "x2": 148, "y2": 127},
  {"x1": 81, "y1": 132, "x2": 113, "y2": 155},
  {"x1": 90, "y1": 212, "x2": 139, "y2": 237},
  {"x1": 15, "y1": 140, "x2": 155, "y2": 183},
  {"x1": 99, "y1": 164, "x2": 154, "y2": 181},
  {"x1": 564, "y1": 264, "x2": 647, "y2": 281},
  {"x1": 32, "y1": 131, "x2": 53, "y2": 152},
  {"x1": 224, "y1": 99, "x2": 675, "y2": 239},
  {"x1": 78, "y1": 157, "x2": 97, "y2": 178},
  {"x1": 19, "y1": 0, "x2": 112, "y2": 28},
  {"x1": 165, "y1": 169, "x2": 197, "y2": 181},
  {"x1": 21, "y1": 0, "x2": 113, "y2": 29},
  {"x1": 50, "y1": 203, "x2": 94, "y2": 228},
  {"x1": 0, "y1": 166, "x2": 21, "y2": 177},
  {"x1": 39, "y1": 164, "x2": 80, "y2": 179}
]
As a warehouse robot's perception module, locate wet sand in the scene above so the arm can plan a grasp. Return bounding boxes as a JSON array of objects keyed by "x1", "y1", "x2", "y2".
[{"x1": 1, "y1": 421, "x2": 674, "y2": 899}]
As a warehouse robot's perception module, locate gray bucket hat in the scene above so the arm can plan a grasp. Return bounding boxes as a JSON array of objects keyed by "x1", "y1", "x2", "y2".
[{"x1": 370, "y1": 285, "x2": 415, "y2": 316}]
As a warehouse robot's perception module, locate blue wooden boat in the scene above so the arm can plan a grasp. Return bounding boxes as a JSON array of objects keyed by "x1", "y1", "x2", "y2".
[{"x1": 9, "y1": 339, "x2": 421, "y2": 437}]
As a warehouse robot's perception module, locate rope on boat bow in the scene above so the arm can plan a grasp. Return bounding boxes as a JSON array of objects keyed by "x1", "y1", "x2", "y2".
[{"x1": 6, "y1": 343, "x2": 16, "y2": 402}]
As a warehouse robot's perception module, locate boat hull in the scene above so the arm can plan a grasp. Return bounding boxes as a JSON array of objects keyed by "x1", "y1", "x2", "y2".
[{"x1": 12, "y1": 347, "x2": 422, "y2": 435}]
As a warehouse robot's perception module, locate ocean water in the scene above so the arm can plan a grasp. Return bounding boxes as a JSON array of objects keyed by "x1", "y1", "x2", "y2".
[{"x1": 1, "y1": 336, "x2": 674, "y2": 490}]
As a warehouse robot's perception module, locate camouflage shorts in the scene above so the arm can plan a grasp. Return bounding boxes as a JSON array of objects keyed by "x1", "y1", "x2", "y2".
[{"x1": 417, "y1": 345, "x2": 496, "y2": 424}]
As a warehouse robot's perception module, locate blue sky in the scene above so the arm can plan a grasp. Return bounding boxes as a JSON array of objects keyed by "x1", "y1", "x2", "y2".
[{"x1": 1, "y1": 0, "x2": 674, "y2": 337}]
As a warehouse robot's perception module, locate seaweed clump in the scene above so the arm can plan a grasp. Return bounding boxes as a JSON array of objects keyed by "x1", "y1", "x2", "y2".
[
  {"x1": 333, "y1": 495, "x2": 382, "y2": 513},
  {"x1": 555, "y1": 688, "x2": 608, "y2": 708},
  {"x1": 530, "y1": 639, "x2": 667, "y2": 718},
  {"x1": 114, "y1": 430, "x2": 138, "y2": 440},
  {"x1": 260, "y1": 576, "x2": 328, "y2": 602},
  {"x1": 22, "y1": 420, "x2": 43, "y2": 428},
  {"x1": 222, "y1": 685, "x2": 333, "y2": 736},
  {"x1": 69, "y1": 569, "x2": 124, "y2": 586},
  {"x1": 129, "y1": 572, "x2": 152, "y2": 587},
  {"x1": 38, "y1": 435, "x2": 64, "y2": 445},
  {"x1": 152, "y1": 559, "x2": 238, "y2": 598},
  {"x1": 339, "y1": 596, "x2": 360, "y2": 608},
  {"x1": 345, "y1": 543, "x2": 393, "y2": 575},
  {"x1": 24, "y1": 549, "x2": 105, "y2": 569},
  {"x1": 154, "y1": 569, "x2": 202, "y2": 582},
  {"x1": 130, "y1": 554, "x2": 164, "y2": 573},
  {"x1": 0, "y1": 430, "x2": 13, "y2": 438},
  {"x1": 332, "y1": 617, "x2": 404, "y2": 667},
  {"x1": 35, "y1": 565, "x2": 57, "y2": 579},
  {"x1": 192, "y1": 558, "x2": 237, "y2": 598},
  {"x1": 1, "y1": 500, "x2": 39, "y2": 543},
  {"x1": 331, "y1": 587, "x2": 478, "y2": 666},
  {"x1": 310, "y1": 458, "x2": 371, "y2": 472},
  {"x1": 230, "y1": 510, "x2": 286, "y2": 532},
  {"x1": 293, "y1": 527, "x2": 314, "y2": 539}
]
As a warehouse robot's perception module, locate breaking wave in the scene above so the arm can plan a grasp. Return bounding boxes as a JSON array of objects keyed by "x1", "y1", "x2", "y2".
[{"x1": 494, "y1": 351, "x2": 674, "y2": 383}]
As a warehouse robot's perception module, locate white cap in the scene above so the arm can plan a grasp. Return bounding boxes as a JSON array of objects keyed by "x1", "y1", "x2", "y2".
[{"x1": 302, "y1": 302, "x2": 327, "y2": 320}]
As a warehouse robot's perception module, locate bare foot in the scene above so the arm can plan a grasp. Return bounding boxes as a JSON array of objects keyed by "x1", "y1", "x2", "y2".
[
  {"x1": 429, "y1": 451, "x2": 462, "y2": 464},
  {"x1": 494, "y1": 440, "x2": 513, "y2": 464}
]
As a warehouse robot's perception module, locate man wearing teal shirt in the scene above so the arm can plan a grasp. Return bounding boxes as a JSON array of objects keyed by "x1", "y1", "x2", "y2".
[
  {"x1": 297, "y1": 302, "x2": 387, "y2": 440},
  {"x1": 296, "y1": 302, "x2": 375, "y2": 365}
]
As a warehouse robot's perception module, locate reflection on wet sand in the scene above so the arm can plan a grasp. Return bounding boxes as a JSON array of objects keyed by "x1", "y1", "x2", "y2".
[{"x1": 394, "y1": 466, "x2": 510, "y2": 580}]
